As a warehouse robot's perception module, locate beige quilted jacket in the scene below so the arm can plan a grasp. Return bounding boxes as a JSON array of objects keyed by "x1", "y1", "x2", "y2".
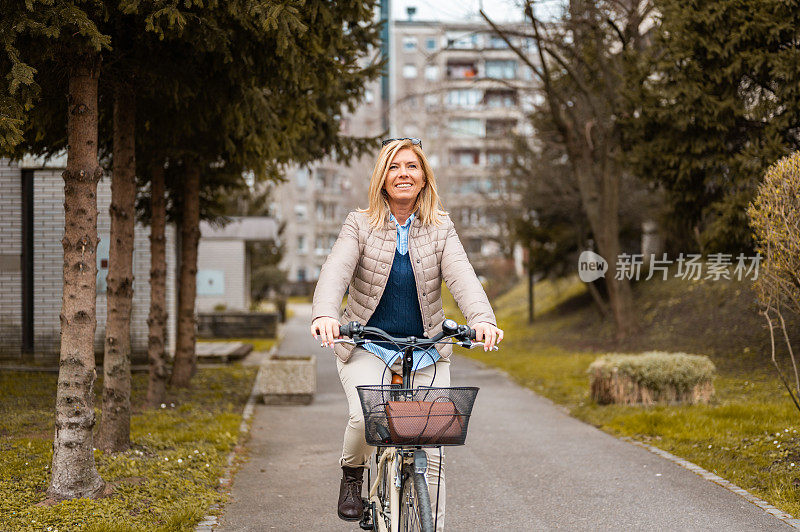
[{"x1": 312, "y1": 210, "x2": 496, "y2": 362}]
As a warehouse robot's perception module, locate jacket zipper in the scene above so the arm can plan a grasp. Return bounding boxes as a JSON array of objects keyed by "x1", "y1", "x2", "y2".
[
  {"x1": 367, "y1": 223, "x2": 396, "y2": 318},
  {"x1": 407, "y1": 226, "x2": 429, "y2": 337}
]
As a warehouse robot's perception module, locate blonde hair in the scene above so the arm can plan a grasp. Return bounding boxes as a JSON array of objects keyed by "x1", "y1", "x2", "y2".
[{"x1": 359, "y1": 139, "x2": 447, "y2": 227}]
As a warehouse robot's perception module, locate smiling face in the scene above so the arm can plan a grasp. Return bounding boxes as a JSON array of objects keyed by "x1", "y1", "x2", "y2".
[{"x1": 383, "y1": 148, "x2": 426, "y2": 210}]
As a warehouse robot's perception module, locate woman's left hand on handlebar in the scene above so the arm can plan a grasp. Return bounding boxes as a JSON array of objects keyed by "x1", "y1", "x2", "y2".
[{"x1": 473, "y1": 322, "x2": 504, "y2": 351}]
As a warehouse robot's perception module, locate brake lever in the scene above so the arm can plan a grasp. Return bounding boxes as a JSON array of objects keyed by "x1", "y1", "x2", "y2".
[
  {"x1": 463, "y1": 341, "x2": 499, "y2": 351},
  {"x1": 435, "y1": 339, "x2": 499, "y2": 351},
  {"x1": 320, "y1": 338, "x2": 362, "y2": 348}
]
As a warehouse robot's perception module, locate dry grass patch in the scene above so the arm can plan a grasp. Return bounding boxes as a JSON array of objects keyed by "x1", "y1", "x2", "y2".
[{"x1": 589, "y1": 352, "x2": 715, "y2": 405}]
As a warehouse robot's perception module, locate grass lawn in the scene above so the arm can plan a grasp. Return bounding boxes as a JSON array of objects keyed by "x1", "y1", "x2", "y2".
[
  {"x1": 443, "y1": 273, "x2": 800, "y2": 517},
  {"x1": 0, "y1": 365, "x2": 257, "y2": 531}
]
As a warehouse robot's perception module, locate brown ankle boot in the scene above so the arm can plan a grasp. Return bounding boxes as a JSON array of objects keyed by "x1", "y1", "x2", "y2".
[{"x1": 337, "y1": 465, "x2": 364, "y2": 521}]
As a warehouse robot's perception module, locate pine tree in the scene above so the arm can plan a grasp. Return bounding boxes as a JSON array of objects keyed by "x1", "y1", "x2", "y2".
[
  {"x1": 1, "y1": 1, "x2": 111, "y2": 501},
  {"x1": 626, "y1": 0, "x2": 800, "y2": 253},
  {"x1": 128, "y1": 0, "x2": 382, "y2": 386}
]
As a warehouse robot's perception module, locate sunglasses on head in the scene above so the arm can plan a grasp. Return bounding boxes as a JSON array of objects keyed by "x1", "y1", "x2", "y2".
[{"x1": 381, "y1": 137, "x2": 423, "y2": 149}]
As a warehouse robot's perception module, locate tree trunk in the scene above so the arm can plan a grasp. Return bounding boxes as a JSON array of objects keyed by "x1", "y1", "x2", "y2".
[
  {"x1": 527, "y1": 249, "x2": 534, "y2": 324},
  {"x1": 597, "y1": 161, "x2": 636, "y2": 340},
  {"x1": 573, "y1": 152, "x2": 636, "y2": 339},
  {"x1": 98, "y1": 83, "x2": 135, "y2": 453},
  {"x1": 170, "y1": 162, "x2": 201, "y2": 387},
  {"x1": 146, "y1": 164, "x2": 169, "y2": 407},
  {"x1": 46, "y1": 59, "x2": 106, "y2": 502}
]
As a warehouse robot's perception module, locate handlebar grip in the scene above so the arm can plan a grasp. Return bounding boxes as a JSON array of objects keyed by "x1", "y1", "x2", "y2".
[
  {"x1": 456, "y1": 324, "x2": 477, "y2": 341},
  {"x1": 339, "y1": 321, "x2": 362, "y2": 338}
]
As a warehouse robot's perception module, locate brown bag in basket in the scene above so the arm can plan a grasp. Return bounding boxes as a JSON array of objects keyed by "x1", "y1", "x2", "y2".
[{"x1": 385, "y1": 399, "x2": 464, "y2": 444}]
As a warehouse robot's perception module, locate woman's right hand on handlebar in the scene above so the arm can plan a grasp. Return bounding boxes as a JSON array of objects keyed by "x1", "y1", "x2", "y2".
[{"x1": 311, "y1": 317, "x2": 340, "y2": 348}]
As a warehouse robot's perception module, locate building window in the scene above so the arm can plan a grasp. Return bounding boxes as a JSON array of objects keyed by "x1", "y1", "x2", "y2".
[
  {"x1": 295, "y1": 168, "x2": 309, "y2": 189},
  {"x1": 446, "y1": 89, "x2": 482, "y2": 109},
  {"x1": 424, "y1": 65, "x2": 438, "y2": 81},
  {"x1": 364, "y1": 89, "x2": 374, "y2": 103},
  {"x1": 424, "y1": 93, "x2": 439, "y2": 110},
  {"x1": 485, "y1": 60, "x2": 517, "y2": 79},
  {"x1": 487, "y1": 34, "x2": 509, "y2": 49},
  {"x1": 448, "y1": 118, "x2": 484, "y2": 137},
  {"x1": 483, "y1": 89, "x2": 517, "y2": 108},
  {"x1": 450, "y1": 149, "x2": 480, "y2": 166},
  {"x1": 294, "y1": 204, "x2": 307, "y2": 221},
  {"x1": 446, "y1": 32, "x2": 479, "y2": 49},
  {"x1": 297, "y1": 235, "x2": 307, "y2": 254},
  {"x1": 520, "y1": 65, "x2": 534, "y2": 81},
  {"x1": 403, "y1": 95, "x2": 419, "y2": 108},
  {"x1": 468, "y1": 238, "x2": 483, "y2": 254},
  {"x1": 486, "y1": 119, "x2": 517, "y2": 137},
  {"x1": 315, "y1": 201, "x2": 336, "y2": 221},
  {"x1": 403, "y1": 64, "x2": 418, "y2": 78},
  {"x1": 487, "y1": 151, "x2": 513, "y2": 166},
  {"x1": 403, "y1": 36, "x2": 417, "y2": 51},
  {"x1": 425, "y1": 37, "x2": 437, "y2": 51},
  {"x1": 446, "y1": 62, "x2": 477, "y2": 79},
  {"x1": 459, "y1": 177, "x2": 491, "y2": 194},
  {"x1": 316, "y1": 168, "x2": 339, "y2": 189},
  {"x1": 297, "y1": 268, "x2": 306, "y2": 281},
  {"x1": 315, "y1": 235, "x2": 330, "y2": 255},
  {"x1": 520, "y1": 93, "x2": 539, "y2": 112}
]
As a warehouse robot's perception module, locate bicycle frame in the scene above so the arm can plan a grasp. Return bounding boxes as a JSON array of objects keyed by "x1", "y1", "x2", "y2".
[
  {"x1": 369, "y1": 446, "x2": 430, "y2": 532},
  {"x1": 367, "y1": 344, "x2": 430, "y2": 532},
  {"x1": 369, "y1": 445, "x2": 398, "y2": 532}
]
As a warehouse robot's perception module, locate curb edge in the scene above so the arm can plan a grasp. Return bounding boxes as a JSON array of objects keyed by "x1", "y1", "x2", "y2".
[
  {"x1": 622, "y1": 437, "x2": 800, "y2": 529},
  {"x1": 195, "y1": 343, "x2": 277, "y2": 532}
]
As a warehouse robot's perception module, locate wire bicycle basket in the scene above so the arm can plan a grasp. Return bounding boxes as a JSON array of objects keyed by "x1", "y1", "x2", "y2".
[{"x1": 357, "y1": 385, "x2": 479, "y2": 447}]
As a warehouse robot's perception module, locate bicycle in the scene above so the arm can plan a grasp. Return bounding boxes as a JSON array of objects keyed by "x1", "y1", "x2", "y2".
[{"x1": 333, "y1": 318, "x2": 497, "y2": 532}]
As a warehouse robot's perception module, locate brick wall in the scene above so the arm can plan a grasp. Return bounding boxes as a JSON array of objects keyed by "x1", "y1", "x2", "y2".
[
  {"x1": 0, "y1": 160, "x2": 177, "y2": 361},
  {"x1": 0, "y1": 161, "x2": 22, "y2": 357},
  {"x1": 32, "y1": 168, "x2": 64, "y2": 355}
]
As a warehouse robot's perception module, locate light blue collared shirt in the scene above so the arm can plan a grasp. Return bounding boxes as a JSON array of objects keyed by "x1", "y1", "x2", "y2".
[
  {"x1": 390, "y1": 212, "x2": 414, "y2": 255},
  {"x1": 362, "y1": 211, "x2": 440, "y2": 370}
]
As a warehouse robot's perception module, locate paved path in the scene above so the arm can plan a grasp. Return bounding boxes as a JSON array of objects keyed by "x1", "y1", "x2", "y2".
[{"x1": 218, "y1": 304, "x2": 792, "y2": 531}]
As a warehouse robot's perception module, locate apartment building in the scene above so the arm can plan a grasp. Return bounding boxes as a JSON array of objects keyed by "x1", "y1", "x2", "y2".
[
  {"x1": 276, "y1": 17, "x2": 534, "y2": 286},
  {"x1": 391, "y1": 19, "x2": 534, "y2": 271},
  {"x1": 274, "y1": 70, "x2": 382, "y2": 286}
]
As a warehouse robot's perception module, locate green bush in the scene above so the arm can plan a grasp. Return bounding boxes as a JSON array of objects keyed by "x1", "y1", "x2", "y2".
[
  {"x1": 589, "y1": 351, "x2": 715, "y2": 392},
  {"x1": 589, "y1": 352, "x2": 716, "y2": 405},
  {"x1": 590, "y1": 352, "x2": 716, "y2": 392}
]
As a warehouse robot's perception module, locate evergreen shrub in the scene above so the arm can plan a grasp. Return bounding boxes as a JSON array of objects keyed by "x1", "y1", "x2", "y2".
[{"x1": 589, "y1": 352, "x2": 715, "y2": 405}]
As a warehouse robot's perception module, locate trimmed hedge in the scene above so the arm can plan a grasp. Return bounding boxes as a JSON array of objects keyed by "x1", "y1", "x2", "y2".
[{"x1": 589, "y1": 352, "x2": 715, "y2": 405}]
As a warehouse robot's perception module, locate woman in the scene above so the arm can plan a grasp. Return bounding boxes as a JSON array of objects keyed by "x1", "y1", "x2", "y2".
[{"x1": 310, "y1": 138, "x2": 503, "y2": 529}]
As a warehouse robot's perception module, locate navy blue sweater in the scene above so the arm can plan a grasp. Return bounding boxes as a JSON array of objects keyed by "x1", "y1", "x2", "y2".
[{"x1": 366, "y1": 249, "x2": 425, "y2": 346}]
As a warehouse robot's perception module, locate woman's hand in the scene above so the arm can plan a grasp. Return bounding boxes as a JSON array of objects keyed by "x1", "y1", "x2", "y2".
[
  {"x1": 311, "y1": 317, "x2": 341, "y2": 348},
  {"x1": 473, "y1": 322, "x2": 504, "y2": 351}
]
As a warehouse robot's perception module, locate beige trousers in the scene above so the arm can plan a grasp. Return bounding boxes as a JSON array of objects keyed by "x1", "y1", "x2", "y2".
[{"x1": 337, "y1": 347, "x2": 450, "y2": 531}]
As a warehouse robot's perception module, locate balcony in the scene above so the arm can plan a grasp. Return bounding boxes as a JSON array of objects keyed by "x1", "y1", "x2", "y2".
[{"x1": 446, "y1": 62, "x2": 478, "y2": 80}]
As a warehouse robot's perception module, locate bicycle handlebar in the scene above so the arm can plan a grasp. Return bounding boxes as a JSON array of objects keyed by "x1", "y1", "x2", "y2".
[{"x1": 339, "y1": 318, "x2": 477, "y2": 347}]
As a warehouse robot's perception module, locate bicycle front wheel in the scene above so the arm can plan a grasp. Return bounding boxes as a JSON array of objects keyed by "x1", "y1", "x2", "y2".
[{"x1": 399, "y1": 464, "x2": 434, "y2": 532}]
